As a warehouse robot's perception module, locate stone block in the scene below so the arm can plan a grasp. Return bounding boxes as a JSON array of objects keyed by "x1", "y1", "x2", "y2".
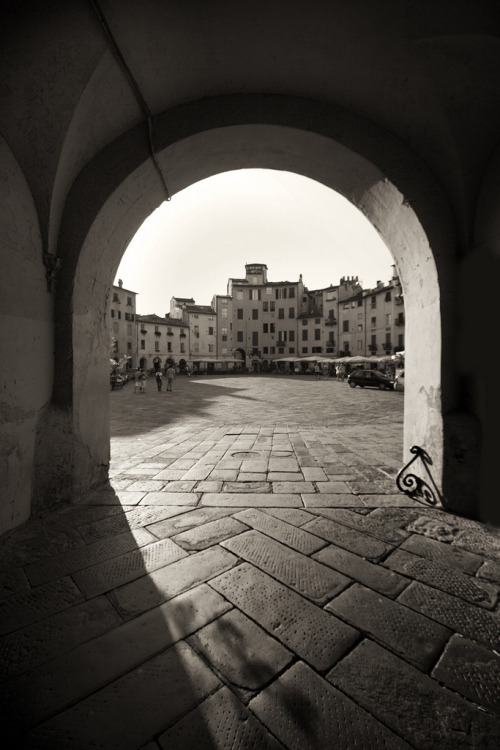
[
  {"x1": 110, "y1": 546, "x2": 239, "y2": 620},
  {"x1": 313, "y1": 544, "x2": 408, "y2": 598},
  {"x1": 188, "y1": 608, "x2": 292, "y2": 692},
  {"x1": 201, "y1": 492, "x2": 302, "y2": 507},
  {"x1": 432, "y1": 634, "x2": 500, "y2": 716},
  {"x1": 210, "y1": 562, "x2": 359, "y2": 671},
  {"x1": 222, "y1": 530, "x2": 350, "y2": 604},
  {"x1": 398, "y1": 581, "x2": 500, "y2": 649},
  {"x1": 159, "y1": 686, "x2": 283, "y2": 749},
  {"x1": 250, "y1": 660, "x2": 412, "y2": 750},
  {"x1": 325, "y1": 583, "x2": 450, "y2": 670},
  {"x1": 233, "y1": 508, "x2": 326, "y2": 554},
  {"x1": 303, "y1": 516, "x2": 393, "y2": 561},
  {"x1": 384, "y1": 548, "x2": 499, "y2": 609},
  {"x1": 401, "y1": 533, "x2": 484, "y2": 574},
  {"x1": 1, "y1": 584, "x2": 230, "y2": 730},
  {"x1": 26, "y1": 642, "x2": 220, "y2": 749},
  {"x1": 0, "y1": 577, "x2": 83, "y2": 635},
  {"x1": 172, "y1": 516, "x2": 248, "y2": 551},
  {"x1": 328, "y1": 639, "x2": 500, "y2": 749},
  {"x1": 72, "y1": 537, "x2": 189, "y2": 597}
]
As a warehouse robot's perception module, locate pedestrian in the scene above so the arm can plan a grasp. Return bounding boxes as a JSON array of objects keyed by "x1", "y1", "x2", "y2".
[
  {"x1": 155, "y1": 370, "x2": 163, "y2": 391},
  {"x1": 133, "y1": 368, "x2": 141, "y2": 393},
  {"x1": 166, "y1": 364, "x2": 175, "y2": 391},
  {"x1": 314, "y1": 363, "x2": 321, "y2": 380},
  {"x1": 139, "y1": 368, "x2": 147, "y2": 393}
]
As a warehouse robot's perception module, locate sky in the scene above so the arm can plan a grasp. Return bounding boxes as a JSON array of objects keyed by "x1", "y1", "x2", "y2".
[{"x1": 115, "y1": 169, "x2": 395, "y2": 315}]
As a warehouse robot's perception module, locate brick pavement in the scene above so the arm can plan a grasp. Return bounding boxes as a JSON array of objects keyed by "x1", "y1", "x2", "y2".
[{"x1": 1, "y1": 374, "x2": 499, "y2": 748}]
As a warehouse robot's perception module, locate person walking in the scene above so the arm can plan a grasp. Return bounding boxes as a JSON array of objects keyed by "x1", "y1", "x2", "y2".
[
  {"x1": 133, "y1": 368, "x2": 142, "y2": 393},
  {"x1": 166, "y1": 364, "x2": 175, "y2": 391},
  {"x1": 139, "y1": 369, "x2": 147, "y2": 393},
  {"x1": 155, "y1": 370, "x2": 163, "y2": 391},
  {"x1": 314, "y1": 363, "x2": 321, "y2": 380}
]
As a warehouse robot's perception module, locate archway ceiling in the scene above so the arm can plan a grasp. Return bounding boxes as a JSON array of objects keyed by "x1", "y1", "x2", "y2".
[{"x1": 1, "y1": 0, "x2": 499, "y2": 250}]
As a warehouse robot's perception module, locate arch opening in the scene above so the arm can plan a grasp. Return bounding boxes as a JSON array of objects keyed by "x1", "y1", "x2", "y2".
[{"x1": 38, "y1": 101, "x2": 476, "y2": 521}]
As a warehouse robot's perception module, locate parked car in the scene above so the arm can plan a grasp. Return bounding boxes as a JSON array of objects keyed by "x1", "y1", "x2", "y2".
[
  {"x1": 394, "y1": 369, "x2": 405, "y2": 391},
  {"x1": 347, "y1": 369, "x2": 394, "y2": 390}
]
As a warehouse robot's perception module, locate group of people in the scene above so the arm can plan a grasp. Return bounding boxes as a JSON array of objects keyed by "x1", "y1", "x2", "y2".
[{"x1": 133, "y1": 365, "x2": 176, "y2": 393}]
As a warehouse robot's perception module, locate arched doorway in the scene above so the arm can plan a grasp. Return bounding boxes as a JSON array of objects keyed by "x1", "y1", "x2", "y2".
[{"x1": 46, "y1": 95, "x2": 472, "y2": 517}]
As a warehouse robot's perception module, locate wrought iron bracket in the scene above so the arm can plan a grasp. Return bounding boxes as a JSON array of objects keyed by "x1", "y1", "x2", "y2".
[{"x1": 396, "y1": 445, "x2": 447, "y2": 509}]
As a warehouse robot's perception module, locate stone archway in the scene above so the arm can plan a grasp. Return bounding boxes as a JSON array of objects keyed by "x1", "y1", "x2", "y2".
[{"x1": 40, "y1": 95, "x2": 473, "y2": 518}]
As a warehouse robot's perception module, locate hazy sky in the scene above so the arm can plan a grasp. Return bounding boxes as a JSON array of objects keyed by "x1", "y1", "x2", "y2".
[{"x1": 115, "y1": 169, "x2": 395, "y2": 314}]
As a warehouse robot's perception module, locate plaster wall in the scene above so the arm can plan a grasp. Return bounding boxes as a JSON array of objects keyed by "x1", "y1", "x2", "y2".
[{"x1": 0, "y1": 140, "x2": 53, "y2": 533}]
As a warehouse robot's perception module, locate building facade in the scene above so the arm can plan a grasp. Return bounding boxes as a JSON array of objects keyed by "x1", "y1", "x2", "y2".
[
  {"x1": 108, "y1": 279, "x2": 138, "y2": 370},
  {"x1": 136, "y1": 314, "x2": 190, "y2": 372}
]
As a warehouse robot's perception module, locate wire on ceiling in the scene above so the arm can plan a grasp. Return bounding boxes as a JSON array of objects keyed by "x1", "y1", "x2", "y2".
[{"x1": 89, "y1": 0, "x2": 171, "y2": 201}]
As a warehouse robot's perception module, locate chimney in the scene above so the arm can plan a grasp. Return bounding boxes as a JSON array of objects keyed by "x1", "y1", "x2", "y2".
[{"x1": 118, "y1": 279, "x2": 123, "y2": 288}]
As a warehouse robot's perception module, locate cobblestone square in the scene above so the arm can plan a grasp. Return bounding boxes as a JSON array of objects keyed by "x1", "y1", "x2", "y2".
[{"x1": 1, "y1": 374, "x2": 499, "y2": 748}]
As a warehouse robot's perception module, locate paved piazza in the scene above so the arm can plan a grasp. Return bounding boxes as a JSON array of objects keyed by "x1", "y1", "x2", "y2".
[{"x1": 1, "y1": 374, "x2": 500, "y2": 748}]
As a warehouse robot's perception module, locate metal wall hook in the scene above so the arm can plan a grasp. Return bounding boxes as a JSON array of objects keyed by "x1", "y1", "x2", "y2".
[{"x1": 396, "y1": 445, "x2": 447, "y2": 509}]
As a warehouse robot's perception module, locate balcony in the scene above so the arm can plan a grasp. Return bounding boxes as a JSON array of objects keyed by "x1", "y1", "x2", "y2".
[
  {"x1": 395, "y1": 295, "x2": 404, "y2": 305},
  {"x1": 140, "y1": 329, "x2": 147, "y2": 334},
  {"x1": 324, "y1": 318, "x2": 337, "y2": 325},
  {"x1": 395, "y1": 317, "x2": 405, "y2": 326},
  {"x1": 368, "y1": 344, "x2": 377, "y2": 351},
  {"x1": 180, "y1": 332, "x2": 186, "y2": 338},
  {"x1": 154, "y1": 331, "x2": 161, "y2": 336}
]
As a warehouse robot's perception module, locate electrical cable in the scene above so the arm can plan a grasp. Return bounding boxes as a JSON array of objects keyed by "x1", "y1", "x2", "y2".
[{"x1": 89, "y1": 0, "x2": 171, "y2": 201}]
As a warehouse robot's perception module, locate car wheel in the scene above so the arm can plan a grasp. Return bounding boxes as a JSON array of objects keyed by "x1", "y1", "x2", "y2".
[
  {"x1": 378, "y1": 383, "x2": 385, "y2": 389},
  {"x1": 349, "y1": 381, "x2": 356, "y2": 388}
]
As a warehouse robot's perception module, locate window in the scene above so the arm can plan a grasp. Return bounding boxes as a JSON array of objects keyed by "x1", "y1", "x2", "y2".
[
  {"x1": 302, "y1": 347, "x2": 308, "y2": 353},
  {"x1": 221, "y1": 327, "x2": 227, "y2": 341},
  {"x1": 326, "y1": 291, "x2": 336, "y2": 301},
  {"x1": 237, "y1": 308, "x2": 243, "y2": 319},
  {"x1": 155, "y1": 325, "x2": 159, "y2": 332},
  {"x1": 371, "y1": 317, "x2": 376, "y2": 328},
  {"x1": 343, "y1": 320, "x2": 349, "y2": 332},
  {"x1": 357, "y1": 324, "x2": 363, "y2": 331},
  {"x1": 289, "y1": 331, "x2": 295, "y2": 342},
  {"x1": 252, "y1": 332, "x2": 258, "y2": 346},
  {"x1": 194, "y1": 314, "x2": 199, "y2": 319},
  {"x1": 278, "y1": 347, "x2": 284, "y2": 354},
  {"x1": 344, "y1": 341, "x2": 349, "y2": 352},
  {"x1": 289, "y1": 347, "x2": 295, "y2": 353},
  {"x1": 263, "y1": 323, "x2": 268, "y2": 333},
  {"x1": 180, "y1": 343, "x2": 185, "y2": 353},
  {"x1": 221, "y1": 308, "x2": 227, "y2": 318},
  {"x1": 358, "y1": 299, "x2": 363, "y2": 307},
  {"x1": 263, "y1": 347, "x2": 268, "y2": 354},
  {"x1": 302, "y1": 329, "x2": 308, "y2": 341},
  {"x1": 385, "y1": 291, "x2": 392, "y2": 302},
  {"x1": 140, "y1": 339, "x2": 145, "y2": 350},
  {"x1": 127, "y1": 342, "x2": 132, "y2": 352},
  {"x1": 237, "y1": 331, "x2": 243, "y2": 342},
  {"x1": 127, "y1": 324, "x2": 132, "y2": 335},
  {"x1": 343, "y1": 303, "x2": 350, "y2": 310},
  {"x1": 357, "y1": 340, "x2": 363, "y2": 350},
  {"x1": 194, "y1": 326, "x2": 199, "y2": 338},
  {"x1": 371, "y1": 295, "x2": 377, "y2": 308},
  {"x1": 270, "y1": 323, "x2": 275, "y2": 333},
  {"x1": 288, "y1": 287, "x2": 295, "y2": 298},
  {"x1": 252, "y1": 309, "x2": 258, "y2": 320},
  {"x1": 250, "y1": 289, "x2": 260, "y2": 301},
  {"x1": 111, "y1": 309, "x2": 115, "y2": 317},
  {"x1": 222, "y1": 347, "x2": 228, "y2": 354},
  {"x1": 155, "y1": 341, "x2": 160, "y2": 351},
  {"x1": 263, "y1": 301, "x2": 268, "y2": 312},
  {"x1": 302, "y1": 319, "x2": 307, "y2": 326},
  {"x1": 208, "y1": 327, "x2": 214, "y2": 335},
  {"x1": 315, "y1": 318, "x2": 320, "y2": 324},
  {"x1": 113, "y1": 293, "x2": 120, "y2": 303},
  {"x1": 237, "y1": 290, "x2": 243, "y2": 300},
  {"x1": 117, "y1": 311, "x2": 121, "y2": 319},
  {"x1": 385, "y1": 313, "x2": 392, "y2": 327},
  {"x1": 270, "y1": 347, "x2": 275, "y2": 354},
  {"x1": 278, "y1": 308, "x2": 284, "y2": 319},
  {"x1": 193, "y1": 342, "x2": 199, "y2": 353},
  {"x1": 209, "y1": 344, "x2": 214, "y2": 352},
  {"x1": 266, "y1": 287, "x2": 273, "y2": 295},
  {"x1": 289, "y1": 307, "x2": 295, "y2": 318},
  {"x1": 167, "y1": 342, "x2": 172, "y2": 352},
  {"x1": 270, "y1": 301, "x2": 275, "y2": 312},
  {"x1": 275, "y1": 287, "x2": 287, "y2": 299},
  {"x1": 315, "y1": 329, "x2": 321, "y2": 340},
  {"x1": 398, "y1": 333, "x2": 404, "y2": 347},
  {"x1": 127, "y1": 296, "x2": 132, "y2": 306}
]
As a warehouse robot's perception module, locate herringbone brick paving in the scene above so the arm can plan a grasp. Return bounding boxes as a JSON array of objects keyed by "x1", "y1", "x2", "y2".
[{"x1": 1, "y1": 374, "x2": 499, "y2": 748}]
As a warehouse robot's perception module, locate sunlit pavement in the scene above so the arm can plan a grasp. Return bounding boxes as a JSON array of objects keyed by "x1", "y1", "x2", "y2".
[{"x1": 1, "y1": 374, "x2": 500, "y2": 748}]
